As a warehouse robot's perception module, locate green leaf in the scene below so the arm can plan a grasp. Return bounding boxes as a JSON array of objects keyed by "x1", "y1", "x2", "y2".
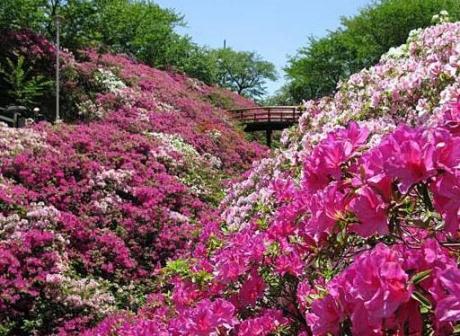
[
  {"x1": 256, "y1": 217, "x2": 269, "y2": 230},
  {"x1": 206, "y1": 235, "x2": 223, "y2": 252},
  {"x1": 453, "y1": 323, "x2": 460, "y2": 334},
  {"x1": 410, "y1": 269, "x2": 432, "y2": 285},
  {"x1": 164, "y1": 259, "x2": 189, "y2": 276},
  {"x1": 411, "y1": 290, "x2": 432, "y2": 310},
  {"x1": 265, "y1": 241, "x2": 281, "y2": 257},
  {"x1": 0, "y1": 55, "x2": 52, "y2": 107},
  {"x1": 190, "y1": 270, "x2": 213, "y2": 286}
]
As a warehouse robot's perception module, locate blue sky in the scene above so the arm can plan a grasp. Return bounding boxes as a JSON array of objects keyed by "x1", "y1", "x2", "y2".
[{"x1": 155, "y1": 0, "x2": 373, "y2": 96}]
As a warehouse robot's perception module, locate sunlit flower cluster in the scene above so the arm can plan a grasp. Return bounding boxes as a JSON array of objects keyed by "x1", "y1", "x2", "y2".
[
  {"x1": 2, "y1": 18, "x2": 460, "y2": 336},
  {"x1": 84, "y1": 21, "x2": 460, "y2": 336}
]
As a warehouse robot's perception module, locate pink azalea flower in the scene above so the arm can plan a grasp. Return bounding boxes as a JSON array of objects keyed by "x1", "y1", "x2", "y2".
[
  {"x1": 435, "y1": 266, "x2": 460, "y2": 322},
  {"x1": 237, "y1": 309, "x2": 288, "y2": 336},
  {"x1": 431, "y1": 172, "x2": 460, "y2": 234},
  {"x1": 236, "y1": 270, "x2": 266, "y2": 308},
  {"x1": 442, "y1": 100, "x2": 460, "y2": 135},
  {"x1": 307, "y1": 294, "x2": 343, "y2": 336},
  {"x1": 304, "y1": 183, "x2": 347, "y2": 242},
  {"x1": 296, "y1": 281, "x2": 313, "y2": 311},
  {"x1": 275, "y1": 250, "x2": 304, "y2": 277},
  {"x1": 170, "y1": 299, "x2": 236, "y2": 335},
  {"x1": 349, "y1": 186, "x2": 388, "y2": 237},
  {"x1": 381, "y1": 126, "x2": 435, "y2": 193}
]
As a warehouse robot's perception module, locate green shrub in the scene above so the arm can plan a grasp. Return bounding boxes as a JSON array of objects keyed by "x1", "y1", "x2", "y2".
[{"x1": 0, "y1": 55, "x2": 52, "y2": 110}]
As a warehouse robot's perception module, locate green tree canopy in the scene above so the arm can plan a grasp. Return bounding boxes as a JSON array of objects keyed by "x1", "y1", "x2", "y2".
[
  {"x1": 211, "y1": 48, "x2": 277, "y2": 99},
  {"x1": 280, "y1": 0, "x2": 460, "y2": 104},
  {"x1": 0, "y1": 55, "x2": 52, "y2": 109},
  {"x1": 0, "y1": 0, "x2": 48, "y2": 32}
]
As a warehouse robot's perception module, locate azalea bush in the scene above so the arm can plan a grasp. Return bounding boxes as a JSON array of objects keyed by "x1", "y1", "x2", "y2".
[
  {"x1": 0, "y1": 30, "x2": 263, "y2": 173},
  {"x1": 2, "y1": 17, "x2": 460, "y2": 336},
  {"x1": 79, "y1": 21, "x2": 460, "y2": 336},
  {"x1": 0, "y1": 31, "x2": 265, "y2": 335}
]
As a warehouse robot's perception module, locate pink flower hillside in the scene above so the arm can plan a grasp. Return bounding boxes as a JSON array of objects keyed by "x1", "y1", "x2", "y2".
[
  {"x1": 0, "y1": 30, "x2": 265, "y2": 335},
  {"x1": 86, "y1": 21, "x2": 460, "y2": 336}
]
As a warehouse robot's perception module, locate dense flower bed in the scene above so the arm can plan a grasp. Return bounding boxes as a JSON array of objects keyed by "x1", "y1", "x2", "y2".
[
  {"x1": 73, "y1": 50, "x2": 263, "y2": 173},
  {"x1": 0, "y1": 32, "x2": 265, "y2": 335},
  {"x1": 81, "y1": 21, "x2": 460, "y2": 335}
]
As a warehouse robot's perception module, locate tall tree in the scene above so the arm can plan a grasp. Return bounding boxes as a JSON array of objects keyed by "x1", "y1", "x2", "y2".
[
  {"x1": 285, "y1": 32, "x2": 360, "y2": 103},
  {"x1": 0, "y1": 0, "x2": 48, "y2": 31},
  {"x1": 212, "y1": 48, "x2": 277, "y2": 99}
]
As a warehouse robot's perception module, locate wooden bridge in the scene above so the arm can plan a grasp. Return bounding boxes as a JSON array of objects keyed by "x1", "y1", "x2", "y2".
[{"x1": 230, "y1": 106, "x2": 302, "y2": 147}]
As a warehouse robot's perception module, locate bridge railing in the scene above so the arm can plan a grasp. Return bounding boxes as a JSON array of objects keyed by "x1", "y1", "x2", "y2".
[
  {"x1": 0, "y1": 106, "x2": 27, "y2": 128},
  {"x1": 230, "y1": 106, "x2": 303, "y2": 124}
]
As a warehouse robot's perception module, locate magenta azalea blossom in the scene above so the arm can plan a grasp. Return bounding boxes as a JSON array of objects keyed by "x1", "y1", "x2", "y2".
[
  {"x1": 349, "y1": 186, "x2": 389, "y2": 237},
  {"x1": 435, "y1": 266, "x2": 460, "y2": 322},
  {"x1": 381, "y1": 126, "x2": 436, "y2": 193}
]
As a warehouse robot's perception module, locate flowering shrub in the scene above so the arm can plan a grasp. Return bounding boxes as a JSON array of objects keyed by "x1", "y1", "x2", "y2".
[
  {"x1": 0, "y1": 31, "x2": 265, "y2": 334},
  {"x1": 0, "y1": 30, "x2": 265, "y2": 172},
  {"x1": 3, "y1": 19, "x2": 460, "y2": 336},
  {"x1": 0, "y1": 120, "x2": 214, "y2": 334},
  {"x1": 81, "y1": 21, "x2": 460, "y2": 336}
]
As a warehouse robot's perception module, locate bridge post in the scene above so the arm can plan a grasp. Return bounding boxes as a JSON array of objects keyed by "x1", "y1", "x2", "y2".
[{"x1": 266, "y1": 128, "x2": 272, "y2": 148}]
